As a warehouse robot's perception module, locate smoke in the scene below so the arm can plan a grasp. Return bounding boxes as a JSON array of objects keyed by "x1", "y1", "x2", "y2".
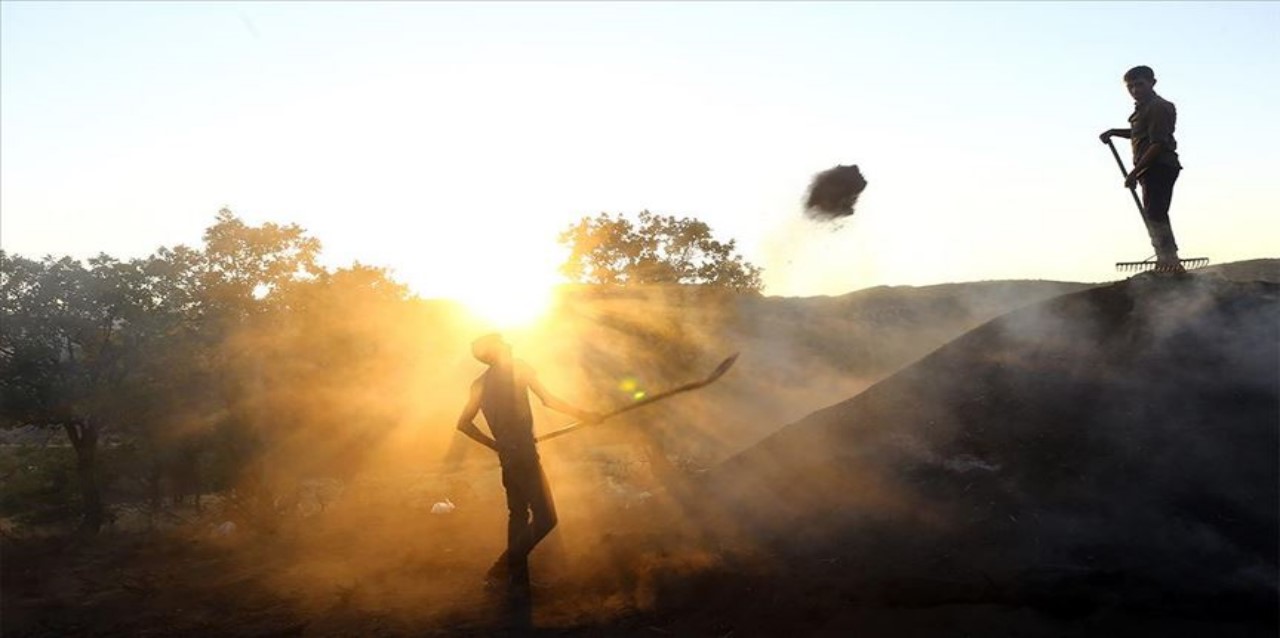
[
  {"x1": 136, "y1": 281, "x2": 877, "y2": 629},
  {"x1": 183, "y1": 274, "x2": 1067, "y2": 629},
  {"x1": 686, "y1": 275, "x2": 1279, "y2": 625}
]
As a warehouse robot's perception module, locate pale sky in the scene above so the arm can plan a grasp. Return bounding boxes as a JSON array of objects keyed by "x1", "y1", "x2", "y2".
[{"x1": 3, "y1": 1, "x2": 1278, "y2": 309}]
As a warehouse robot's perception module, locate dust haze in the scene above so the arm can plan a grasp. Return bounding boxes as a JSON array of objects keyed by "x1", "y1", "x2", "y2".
[
  {"x1": 157, "y1": 282, "x2": 895, "y2": 629},
  {"x1": 5, "y1": 250, "x2": 1277, "y2": 635}
]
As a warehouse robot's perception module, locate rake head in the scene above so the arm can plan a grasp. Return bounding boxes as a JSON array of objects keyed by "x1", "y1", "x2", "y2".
[{"x1": 1115, "y1": 257, "x2": 1210, "y2": 273}]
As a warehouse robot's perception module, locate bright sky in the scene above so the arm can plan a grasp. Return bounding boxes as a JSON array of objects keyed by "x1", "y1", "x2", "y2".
[{"x1": 3, "y1": 1, "x2": 1278, "y2": 310}]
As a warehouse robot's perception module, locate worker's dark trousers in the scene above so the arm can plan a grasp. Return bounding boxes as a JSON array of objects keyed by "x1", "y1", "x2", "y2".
[
  {"x1": 498, "y1": 451, "x2": 558, "y2": 582},
  {"x1": 1139, "y1": 164, "x2": 1181, "y2": 259}
]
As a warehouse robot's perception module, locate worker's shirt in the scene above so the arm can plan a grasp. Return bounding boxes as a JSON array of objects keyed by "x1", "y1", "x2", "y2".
[
  {"x1": 479, "y1": 359, "x2": 537, "y2": 456},
  {"x1": 1129, "y1": 93, "x2": 1182, "y2": 170}
]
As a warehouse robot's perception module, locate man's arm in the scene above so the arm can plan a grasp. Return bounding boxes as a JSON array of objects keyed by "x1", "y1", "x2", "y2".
[
  {"x1": 456, "y1": 379, "x2": 498, "y2": 452},
  {"x1": 1127, "y1": 104, "x2": 1175, "y2": 185},
  {"x1": 1127, "y1": 142, "x2": 1167, "y2": 186},
  {"x1": 1099, "y1": 128, "x2": 1131, "y2": 143},
  {"x1": 527, "y1": 373, "x2": 598, "y2": 423}
]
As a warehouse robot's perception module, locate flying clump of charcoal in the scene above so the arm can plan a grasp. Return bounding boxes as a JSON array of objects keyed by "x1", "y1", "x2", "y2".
[{"x1": 804, "y1": 164, "x2": 867, "y2": 221}]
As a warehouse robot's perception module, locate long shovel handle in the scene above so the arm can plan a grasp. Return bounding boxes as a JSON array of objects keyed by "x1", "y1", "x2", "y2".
[
  {"x1": 534, "y1": 354, "x2": 739, "y2": 443},
  {"x1": 1105, "y1": 138, "x2": 1145, "y2": 216}
]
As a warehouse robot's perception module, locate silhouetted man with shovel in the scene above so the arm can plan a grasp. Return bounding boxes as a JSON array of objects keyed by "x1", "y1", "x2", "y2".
[
  {"x1": 455, "y1": 333, "x2": 598, "y2": 598},
  {"x1": 1100, "y1": 65, "x2": 1185, "y2": 273}
]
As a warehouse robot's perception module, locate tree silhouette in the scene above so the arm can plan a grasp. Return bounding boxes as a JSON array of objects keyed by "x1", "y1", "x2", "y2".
[
  {"x1": 0, "y1": 209, "x2": 330, "y2": 533},
  {"x1": 558, "y1": 211, "x2": 763, "y2": 293},
  {"x1": 0, "y1": 252, "x2": 147, "y2": 532},
  {"x1": 557, "y1": 211, "x2": 759, "y2": 494}
]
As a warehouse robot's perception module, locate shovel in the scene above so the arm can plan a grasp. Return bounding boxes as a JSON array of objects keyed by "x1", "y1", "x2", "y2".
[{"x1": 535, "y1": 354, "x2": 739, "y2": 443}]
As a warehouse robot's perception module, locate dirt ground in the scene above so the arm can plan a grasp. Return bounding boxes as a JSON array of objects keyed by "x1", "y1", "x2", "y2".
[{"x1": 3, "y1": 490, "x2": 1274, "y2": 638}]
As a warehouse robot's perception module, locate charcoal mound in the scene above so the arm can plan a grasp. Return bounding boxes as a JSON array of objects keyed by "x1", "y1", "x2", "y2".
[{"x1": 704, "y1": 274, "x2": 1279, "y2": 625}]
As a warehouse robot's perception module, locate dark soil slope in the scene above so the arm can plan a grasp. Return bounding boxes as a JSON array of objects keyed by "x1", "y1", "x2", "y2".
[
  {"x1": 705, "y1": 273, "x2": 1279, "y2": 625},
  {"x1": 1201, "y1": 258, "x2": 1279, "y2": 283}
]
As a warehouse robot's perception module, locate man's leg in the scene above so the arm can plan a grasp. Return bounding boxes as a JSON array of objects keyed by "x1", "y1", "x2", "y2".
[
  {"x1": 490, "y1": 460, "x2": 535, "y2": 585},
  {"x1": 504, "y1": 480, "x2": 533, "y2": 599},
  {"x1": 1140, "y1": 165, "x2": 1181, "y2": 269},
  {"x1": 493, "y1": 460, "x2": 557, "y2": 589},
  {"x1": 505, "y1": 461, "x2": 556, "y2": 559},
  {"x1": 523, "y1": 461, "x2": 558, "y2": 555}
]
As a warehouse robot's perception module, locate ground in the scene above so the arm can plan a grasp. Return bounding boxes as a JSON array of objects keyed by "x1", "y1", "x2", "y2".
[
  {"x1": 4, "y1": 271, "x2": 1278, "y2": 637},
  {"x1": 3, "y1": 497, "x2": 1273, "y2": 637}
]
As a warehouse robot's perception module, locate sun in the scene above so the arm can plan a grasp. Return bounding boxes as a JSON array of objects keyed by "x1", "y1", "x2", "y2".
[
  {"x1": 443, "y1": 246, "x2": 565, "y2": 330},
  {"x1": 453, "y1": 276, "x2": 558, "y2": 330},
  {"x1": 404, "y1": 220, "x2": 570, "y2": 330}
]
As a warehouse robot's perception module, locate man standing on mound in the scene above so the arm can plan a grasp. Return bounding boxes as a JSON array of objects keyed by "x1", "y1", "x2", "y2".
[
  {"x1": 1100, "y1": 65, "x2": 1185, "y2": 273},
  {"x1": 455, "y1": 333, "x2": 598, "y2": 597}
]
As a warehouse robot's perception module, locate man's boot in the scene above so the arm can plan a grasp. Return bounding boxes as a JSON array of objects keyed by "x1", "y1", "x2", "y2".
[
  {"x1": 484, "y1": 552, "x2": 509, "y2": 590},
  {"x1": 1155, "y1": 251, "x2": 1185, "y2": 275},
  {"x1": 1151, "y1": 222, "x2": 1184, "y2": 274}
]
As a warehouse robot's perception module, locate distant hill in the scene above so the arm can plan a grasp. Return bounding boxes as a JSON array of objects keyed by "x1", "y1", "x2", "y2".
[
  {"x1": 731, "y1": 258, "x2": 1275, "y2": 385},
  {"x1": 736, "y1": 279, "x2": 1094, "y2": 377},
  {"x1": 701, "y1": 273, "x2": 1279, "y2": 626},
  {"x1": 1199, "y1": 258, "x2": 1280, "y2": 283}
]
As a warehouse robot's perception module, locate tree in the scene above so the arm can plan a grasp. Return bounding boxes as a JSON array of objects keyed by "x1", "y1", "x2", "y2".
[
  {"x1": 250, "y1": 262, "x2": 414, "y2": 469},
  {"x1": 0, "y1": 252, "x2": 146, "y2": 532},
  {"x1": 0, "y1": 209, "x2": 326, "y2": 533},
  {"x1": 558, "y1": 211, "x2": 763, "y2": 293},
  {"x1": 557, "y1": 212, "x2": 760, "y2": 493},
  {"x1": 1, "y1": 209, "x2": 458, "y2": 533}
]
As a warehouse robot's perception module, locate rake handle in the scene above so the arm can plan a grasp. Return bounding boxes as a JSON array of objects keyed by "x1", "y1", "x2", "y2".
[{"x1": 1105, "y1": 138, "x2": 1145, "y2": 216}]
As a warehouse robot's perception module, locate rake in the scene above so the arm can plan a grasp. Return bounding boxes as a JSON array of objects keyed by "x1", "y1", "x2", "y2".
[
  {"x1": 1115, "y1": 254, "x2": 1209, "y2": 273},
  {"x1": 1104, "y1": 138, "x2": 1208, "y2": 273}
]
